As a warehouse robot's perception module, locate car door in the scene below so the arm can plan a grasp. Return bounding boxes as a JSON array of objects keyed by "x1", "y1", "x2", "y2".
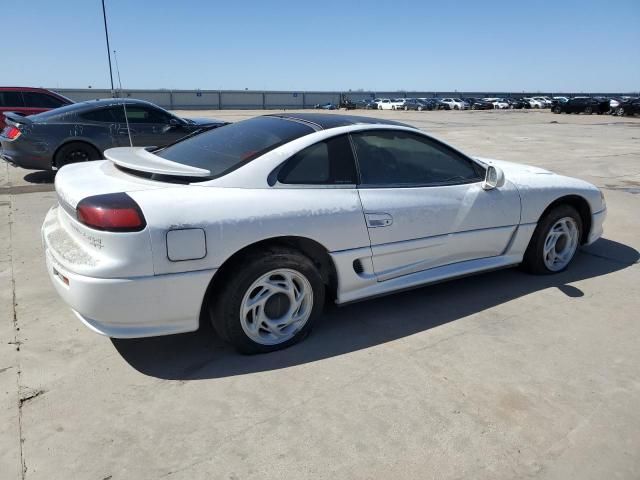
[
  {"x1": 113, "y1": 105, "x2": 186, "y2": 147},
  {"x1": 352, "y1": 129, "x2": 521, "y2": 281}
]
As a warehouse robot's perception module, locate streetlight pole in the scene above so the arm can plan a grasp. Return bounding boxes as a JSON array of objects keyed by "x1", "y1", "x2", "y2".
[{"x1": 101, "y1": 0, "x2": 115, "y2": 96}]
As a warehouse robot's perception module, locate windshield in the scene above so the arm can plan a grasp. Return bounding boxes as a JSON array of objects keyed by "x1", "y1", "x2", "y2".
[{"x1": 156, "y1": 116, "x2": 315, "y2": 178}]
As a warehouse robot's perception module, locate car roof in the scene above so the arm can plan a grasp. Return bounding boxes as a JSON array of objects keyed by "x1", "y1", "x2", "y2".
[{"x1": 264, "y1": 113, "x2": 413, "y2": 130}]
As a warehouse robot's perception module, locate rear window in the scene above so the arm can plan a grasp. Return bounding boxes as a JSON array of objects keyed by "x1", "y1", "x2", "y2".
[
  {"x1": 156, "y1": 116, "x2": 315, "y2": 177},
  {"x1": 0, "y1": 91, "x2": 25, "y2": 107}
]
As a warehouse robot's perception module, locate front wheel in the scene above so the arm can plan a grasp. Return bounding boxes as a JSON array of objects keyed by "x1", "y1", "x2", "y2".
[
  {"x1": 522, "y1": 205, "x2": 582, "y2": 275},
  {"x1": 553, "y1": 106, "x2": 562, "y2": 114},
  {"x1": 584, "y1": 106, "x2": 593, "y2": 115},
  {"x1": 209, "y1": 248, "x2": 325, "y2": 354}
]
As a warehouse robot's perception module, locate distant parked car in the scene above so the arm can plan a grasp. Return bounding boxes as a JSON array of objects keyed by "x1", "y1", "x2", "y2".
[
  {"x1": 0, "y1": 87, "x2": 73, "y2": 129},
  {"x1": 523, "y1": 97, "x2": 544, "y2": 109},
  {"x1": 552, "y1": 97, "x2": 607, "y2": 114},
  {"x1": 614, "y1": 98, "x2": 640, "y2": 116},
  {"x1": 417, "y1": 98, "x2": 438, "y2": 110},
  {"x1": 507, "y1": 98, "x2": 530, "y2": 109},
  {"x1": 0, "y1": 98, "x2": 227, "y2": 170},
  {"x1": 377, "y1": 99, "x2": 393, "y2": 110},
  {"x1": 402, "y1": 99, "x2": 432, "y2": 111},
  {"x1": 483, "y1": 98, "x2": 509, "y2": 109},
  {"x1": 440, "y1": 98, "x2": 469, "y2": 110},
  {"x1": 532, "y1": 97, "x2": 553, "y2": 108},
  {"x1": 464, "y1": 98, "x2": 493, "y2": 110},
  {"x1": 315, "y1": 102, "x2": 336, "y2": 110},
  {"x1": 390, "y1": 98, "x2": 407, "y2": 110},
  {"x1": 355, "y1": 99, "x2": 378, "y2": 109}
]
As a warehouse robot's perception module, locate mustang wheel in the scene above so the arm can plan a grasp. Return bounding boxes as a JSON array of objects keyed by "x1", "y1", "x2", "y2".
[
  {"x1": 55, "y1": 142, "x2": 101, "y2": 169},
  {"x1": 522, "y1": 205, "x2": 582, "y2": 274},
  {"x1": 210, "y1": 248, "x2": 325, "y2": 354}
]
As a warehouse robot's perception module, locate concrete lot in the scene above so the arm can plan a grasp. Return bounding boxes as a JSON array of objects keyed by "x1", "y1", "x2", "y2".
[{"x1": 1, "y1": 109, "x2": 639, "y2": 479}]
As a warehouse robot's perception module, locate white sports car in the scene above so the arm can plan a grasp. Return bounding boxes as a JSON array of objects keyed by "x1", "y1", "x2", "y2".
[{"x1": 43, "y1": 113, "x2": 606, "y2": 353}]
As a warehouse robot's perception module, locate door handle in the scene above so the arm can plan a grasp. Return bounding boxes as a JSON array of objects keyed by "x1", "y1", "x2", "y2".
[{"x1": 365, "y1": 212, "x2": 393, "y2": 228}]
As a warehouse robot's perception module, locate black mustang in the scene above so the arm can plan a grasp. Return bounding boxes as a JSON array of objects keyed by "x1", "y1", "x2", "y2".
[{"x1": 0, "y1": 98, "x2": 226, "y2": 170}]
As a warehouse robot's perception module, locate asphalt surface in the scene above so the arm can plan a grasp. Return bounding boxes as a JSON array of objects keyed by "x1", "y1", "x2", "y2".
[{"x1": 1, "y1": 109, "x2": 639, "y2": 479}]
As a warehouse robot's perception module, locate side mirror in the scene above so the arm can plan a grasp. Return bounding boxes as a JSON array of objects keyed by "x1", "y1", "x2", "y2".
[
  {"x1": 169, "y1": 118, "x2": 181, "y2": 127},
  {"x1": 482, "y1": 165, "x2": 505, "y2": 190}
]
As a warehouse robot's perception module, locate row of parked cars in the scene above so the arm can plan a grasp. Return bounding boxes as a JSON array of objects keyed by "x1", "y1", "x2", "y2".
[{"x1": 316, "y1": 95, "x2": 640, "y2": 115}]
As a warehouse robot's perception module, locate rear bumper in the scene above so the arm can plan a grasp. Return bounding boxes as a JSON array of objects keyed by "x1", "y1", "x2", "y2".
[
  {"x1": 0, "y1": 140, "x2": 52, "y2": 170},
  {"x1": 45, "y1": 248, "x2": 215, "y2": 338},
  {"x1": 587, "y1": 208, "x2": 606, "y2": 245}
]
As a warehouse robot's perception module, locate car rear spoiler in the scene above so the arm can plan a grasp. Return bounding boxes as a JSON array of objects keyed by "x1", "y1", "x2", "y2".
[
  {"x1": 104, "y1": 147, "x2": 211, "y2": 178},
  {"x1": 3, "y1": 112, "x2": 32, "y2": 125}
]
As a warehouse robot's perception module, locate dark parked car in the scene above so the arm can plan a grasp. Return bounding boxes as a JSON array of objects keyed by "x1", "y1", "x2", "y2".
[
  {"x1": 355, "y1": 99, "x2": 378, "y2": 109},
  {"x1": 338, "y1": 94, "x2": 357, "y2": 110},
  {"x1": 552, "y1": 97, "x2": 607, "y2": 114},
  {"x1": 507, "y1": 98, "x2": 530, "y2": 109},
  {"x1": 614, "y1": 98, "x2": 640, "y2": 116},
  {"x1": 463, "y1": 98, "x2": 494, "y2": 110},
  {"x1": 397, "y1": 99, "x2": 424, "y2": 111},
  {"x1": 0, "y1": 87, "x2": 73, "y2": 129},
  {"x1": 0, "y1": 98, "x2": 226, "y2": 170}
]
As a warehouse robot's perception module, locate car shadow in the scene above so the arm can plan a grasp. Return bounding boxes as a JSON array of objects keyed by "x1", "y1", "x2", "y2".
[
  {"x1": 112, "y1": 238, "x2": 638, "y2": 380},
  {"x1": 23, "y1": 170, "x2": 56, "y2": 184}
]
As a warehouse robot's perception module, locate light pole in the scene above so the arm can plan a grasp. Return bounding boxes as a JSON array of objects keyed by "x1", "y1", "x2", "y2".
[{"x1": 101, "y1": 0, "x2": 115, "y2": 96}]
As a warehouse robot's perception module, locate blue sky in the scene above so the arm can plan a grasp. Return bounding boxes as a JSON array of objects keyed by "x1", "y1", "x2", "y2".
[{"x1": 5, "y1": 0, "x2": 639, "y2": 92}]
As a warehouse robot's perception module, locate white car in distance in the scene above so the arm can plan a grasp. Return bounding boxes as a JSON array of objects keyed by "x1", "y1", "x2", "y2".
[
  {"x1": 377, "y1": 98, "x2": 393, "y2": 110},
  {"x1": 483, "y1": 98, "x2": 510, "y2": 109},
  {"x1": 523, "y1": 97, "x2": 544, "y2": 108},
  {"x1": 440, "y1": 98, "x2": 469, "y2": 110},
  {"x1": 43, "y1": 113, "x2": 606, "y2": 354}
]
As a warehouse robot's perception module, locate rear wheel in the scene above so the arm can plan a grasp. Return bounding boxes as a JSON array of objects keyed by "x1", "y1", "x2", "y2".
[
  {"x1": 553, "y1": 106, "x2": 562, "y2": 114},
  {"x1": 616, "y1": 107, "x2": 625, "y2": 116},
  {"x1": 585, "y1": 106, "x2": 593, "y2": 115},
  {"x1": 209, "y1": 248, "x2": 325, "y2": 354},
  {"x1": 522, "y1": 205, "x2": 582, "y2": 275},
  {"x1": 54, "y1": 142, "x2": 101, "y2": 169}
]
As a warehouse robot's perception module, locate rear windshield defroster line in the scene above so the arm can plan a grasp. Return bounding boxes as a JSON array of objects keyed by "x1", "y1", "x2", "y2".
[{"x1": 156, "y1": 116, "x2": 315, "y2": 179}]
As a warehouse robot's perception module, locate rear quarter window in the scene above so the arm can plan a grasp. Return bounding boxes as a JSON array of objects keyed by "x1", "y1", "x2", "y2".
[
  {"x1": 0, "y1": 92, "x2": 25, "y2": 108},
  {"x1": 157, "y1": 116, "x2": 315, "y2": 178}
]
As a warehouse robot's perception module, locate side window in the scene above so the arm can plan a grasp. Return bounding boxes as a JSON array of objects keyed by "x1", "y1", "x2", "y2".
[
  {"x1": 23, "y1": 92, "x2": 66, "y2": 108},
  {"x1": 122, "y1": 106, "x2": 171, "y2": 124},
  {"x1": 352, "y1": 130, "x2": 483, "y2": 187},
  {"x1": 277, "y1": 135, "x2": 357, "y2": 185},
  {"x1": 81, "y1": 108, "x2": 116, "y2": 122},
  {"x1": 0, "y1": 92, "x2": 25, "y2": 107}
]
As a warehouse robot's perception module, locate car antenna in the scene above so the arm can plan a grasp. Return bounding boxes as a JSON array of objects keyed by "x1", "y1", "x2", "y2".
[{"x1": 113, "y1": 49, "x2": 133, "y2": 148}]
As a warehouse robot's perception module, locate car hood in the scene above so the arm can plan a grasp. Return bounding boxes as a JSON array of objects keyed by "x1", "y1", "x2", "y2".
[
  {"x1": 474, "y1": 157, "x2": 554, "y2": 177},
  {"x1": 184, "y1": 117, "x2": 226, "y2": 126}
]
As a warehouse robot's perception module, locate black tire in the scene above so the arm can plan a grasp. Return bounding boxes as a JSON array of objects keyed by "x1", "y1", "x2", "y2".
[
  {"x1": 616, "y1": 107, "x2": 625, "y2": 116},
  {"x1": 521, "y1": 205, "x2": 583, "y2": 275},
  {"x1": 553, "y1": 106, "x2": 562, "y2": 114},
  {"x1": 54, "y1": 142, "x2": 101, "y2": 169},
  {"x1": 209, "y1": 247, "x2": 325, "y2": 354},
  {"x1": 585, "y1": 106, "x2": 593, "y2": 115}
]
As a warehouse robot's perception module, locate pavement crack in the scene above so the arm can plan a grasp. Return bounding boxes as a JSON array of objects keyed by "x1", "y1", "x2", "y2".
[
  {"x1": 7, "y1": 187, "x2": 27, "y2": 480},
  {"x1": 18, "y1": 388, "x2": 46, "y2": 406}
]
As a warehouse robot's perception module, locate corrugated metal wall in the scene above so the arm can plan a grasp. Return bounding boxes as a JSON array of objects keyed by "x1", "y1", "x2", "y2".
[{"x1": 53, "y1": 88, "x2": 634, "y2": 110}]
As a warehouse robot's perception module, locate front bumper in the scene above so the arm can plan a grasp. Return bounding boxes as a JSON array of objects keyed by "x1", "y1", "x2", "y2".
[{"x1": 587, "y1": 208, "x2": 606, "y2": 245}]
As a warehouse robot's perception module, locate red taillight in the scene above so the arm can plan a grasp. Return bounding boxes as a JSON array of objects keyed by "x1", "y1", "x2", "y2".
[
  {"x1": 76, "y1": 193, "x2": 146, "y2": 232},
  {"x1": 3, "y1": 126, "x2": 21, "y2": 140}
]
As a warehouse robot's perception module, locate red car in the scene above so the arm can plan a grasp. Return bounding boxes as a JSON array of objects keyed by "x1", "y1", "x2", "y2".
[{"x1": 0, "y1": 87, "x2": 73, "y2": 129}]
